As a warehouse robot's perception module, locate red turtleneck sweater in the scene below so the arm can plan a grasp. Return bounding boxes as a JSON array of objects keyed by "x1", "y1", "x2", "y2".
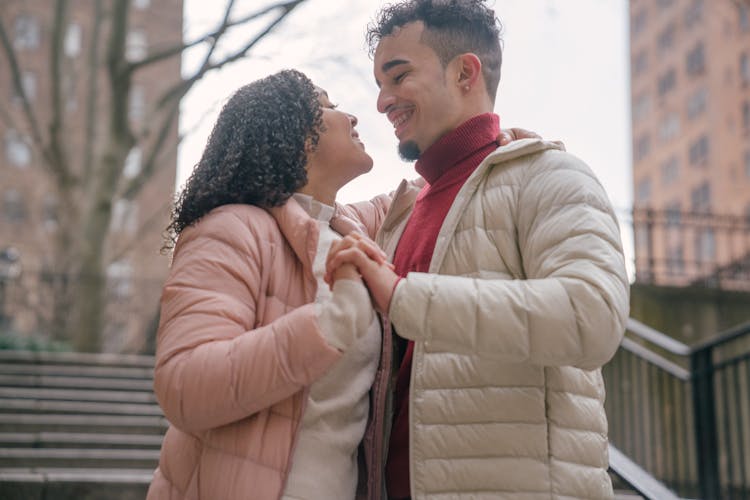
[{"x1": 385, "y1": 113, "x2": 501, "y2": 499}]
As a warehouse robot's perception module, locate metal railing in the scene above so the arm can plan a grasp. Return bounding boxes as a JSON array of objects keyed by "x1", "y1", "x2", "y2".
[
  {"x1": 604, "y1": 317, "x2": 750, "y2": 499},
  {"x1": 630, "y1": 208, "x2": 750, "y2": 291}
]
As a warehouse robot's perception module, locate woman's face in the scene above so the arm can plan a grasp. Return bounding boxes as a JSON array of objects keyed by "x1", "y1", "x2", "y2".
[{"x1": 305, "y1": 87, "x2": 374, "y2": 189}]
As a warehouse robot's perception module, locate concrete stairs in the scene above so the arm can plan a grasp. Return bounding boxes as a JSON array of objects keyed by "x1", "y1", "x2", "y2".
[{"x1": 0, "y1": 350, "x2": 166, "y2": 500}]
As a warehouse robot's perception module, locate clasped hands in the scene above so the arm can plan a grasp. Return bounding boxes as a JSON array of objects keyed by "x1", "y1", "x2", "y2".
[{"x1": 324, "y1": 233, "x2": 398, "y2": 314}]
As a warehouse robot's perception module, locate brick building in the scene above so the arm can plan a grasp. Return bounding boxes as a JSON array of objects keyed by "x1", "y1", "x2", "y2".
[
  {"x1": 0, "y1": 0, "x2": 182, "y2": 351},
  {"x1": 630, "y1": 0, "x2": 750, "y2": 288}
]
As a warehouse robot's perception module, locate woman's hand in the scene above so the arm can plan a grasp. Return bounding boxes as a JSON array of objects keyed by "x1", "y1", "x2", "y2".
[
  {"x1": 498, "y1": 127, "x2": 541, "y2": 146},
  {"x1": 325, "y1": 233, "x2": 399, "y2": 313},
  {"x1": 331, "y1": 262, "x2": 360, "y2": 282}
]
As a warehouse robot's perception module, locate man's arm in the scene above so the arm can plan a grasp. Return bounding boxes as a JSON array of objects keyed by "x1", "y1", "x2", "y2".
[{"x1": 327, "y1": 151, "x2": 628, "y2": 370}]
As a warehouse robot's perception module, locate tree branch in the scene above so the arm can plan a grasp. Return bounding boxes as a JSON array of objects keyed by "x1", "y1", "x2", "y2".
[
  {"x1": 0, "y1": 14, "x2": 53, "y2": 168},
  {"x1": 122, "y1": 95, "x2": 180, "y2": 199},
  {"x1": 48, "y1": 0, "x2": 73, "y2": 186},
  {"x1": 106, "y1": 0, "x2": 135, "y2": 148},
  {"x1": 83, "y1": 0, "x2": 104, "y2": 181},
  {"x1": 129, "y1": 0, "x2": 237, "y2": 73},
  {"x1": 152, "y1": 0, "x2": 304, "y2": 113}
]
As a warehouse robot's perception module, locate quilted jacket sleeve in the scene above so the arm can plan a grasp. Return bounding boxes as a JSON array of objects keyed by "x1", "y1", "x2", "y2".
[
  {"x1": 153, "y1": 208, "x2": 342, "y2": 432},
  {"x1": 389, "y1": 150, "x2": 629, "y2": 370}
]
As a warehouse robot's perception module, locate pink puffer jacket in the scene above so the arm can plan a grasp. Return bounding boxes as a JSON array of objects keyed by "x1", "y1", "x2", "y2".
[{"x1": 147, "y1": 195, "x2": 390, "y2": 500}]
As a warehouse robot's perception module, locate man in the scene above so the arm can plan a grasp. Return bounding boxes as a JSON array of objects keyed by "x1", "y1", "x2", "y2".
[{"x1": 327, "y1": 0, "x2": 630, "y2": 498}]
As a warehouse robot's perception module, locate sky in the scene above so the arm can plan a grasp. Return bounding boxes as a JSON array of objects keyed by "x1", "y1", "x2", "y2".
[{"x1": 179, "y1": 0, "x2": 633, "y2": 270}]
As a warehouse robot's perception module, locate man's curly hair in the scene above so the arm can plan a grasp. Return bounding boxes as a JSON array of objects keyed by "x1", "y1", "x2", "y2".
[
  {"x1": 367, "y1": 0, "x2": 503, "y2": 102},
  {"x1": 164, "y1": 69, "x2": 322, "y2": 249}
]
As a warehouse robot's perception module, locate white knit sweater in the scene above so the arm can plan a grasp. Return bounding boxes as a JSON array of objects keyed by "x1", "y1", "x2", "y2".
[{"x1": 281, "y1": 194, "x2": 380, "y2": 500}]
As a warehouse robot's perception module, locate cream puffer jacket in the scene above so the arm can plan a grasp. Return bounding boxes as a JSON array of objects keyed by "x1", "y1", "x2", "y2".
[{"x1": 378, "y1": 139, "x2": 630, "y2": 499}]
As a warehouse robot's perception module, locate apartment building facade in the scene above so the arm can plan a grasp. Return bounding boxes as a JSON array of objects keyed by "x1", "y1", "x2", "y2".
[
  {"x1": 0, "y1": 0, "x2": 182, "y2": 351},
  {"x1": 630, "y1": 0, "x2": 750, "y2": 288}
]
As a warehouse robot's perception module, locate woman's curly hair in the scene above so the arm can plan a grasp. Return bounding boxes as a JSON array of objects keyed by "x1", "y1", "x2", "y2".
[{"x1": 163, "y1": 69, "x2": 322, "y2": 249}]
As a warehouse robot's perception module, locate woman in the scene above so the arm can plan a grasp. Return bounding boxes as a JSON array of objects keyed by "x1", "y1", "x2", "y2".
[{"x1": 147, "y1": 70, "x2": 393, "y2": 500}]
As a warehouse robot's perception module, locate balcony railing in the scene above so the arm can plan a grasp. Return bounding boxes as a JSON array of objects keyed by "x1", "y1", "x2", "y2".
[{"x1": 630, "y1": 208, "x2": 750, "y2": 290}]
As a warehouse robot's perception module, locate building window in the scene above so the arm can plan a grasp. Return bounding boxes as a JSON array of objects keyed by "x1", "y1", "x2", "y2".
[
  {"x1": 666, "y1": 245, "x2": 684, "y2": 276},
  {"x1": 632, "y1": 9, "x2": 647, "y2": 38},
  {"x1": 744, "y1": 101, "x2": 750, "y2": 131},
  {"x1": 745, "y1": 151, "x2": 750, "y2": 179},
  {"x1": 11, "y1": 71, "x2": 37, "y2": 104},
  {"x1": 688, "y1": 135, "x2": 709, "y2": 166},
  {"x1": 741, "y1": 53, "x2": 750, "y2": 86},
  {"x1": 687, "y1": 87, "x2": 707, "y2": 118},
  {"x1": 657, "y1": 24, "x2": 675, "y2": 56},
  {"x1": 665, "y1": 201, "x2": 682, "y2": 226},
  {"x1": 126, "y1": 29, "x2": 147, "y2": 62},
  {"x1": 636, "y1": 177, "x2": 652, "y2": 204},
  {"x1": 658, "y1": 69, "x2": 676, "y2": 97},
  {"x1": 694, "y1": 229, "x2": 715, "y2": 263},
  {"x1": 3, "y1": 190, "x2": 27, "y2": 224},
  {"x1": 686, "y1": 42, "x2": 705, "y2": 76},
  {"x1": 657, "y1": 0, "x2": 675, "y2": 11},
  {"x1": 690, "y1": 181, "x2": 711, "y2": 213},
  {"x1": 661, "y1": 156, "x2": 679, "y2": 186},
  {"x1": 635, "y1": 133, "x2": 651, "y2": 162},
  {"x1": 63, "y1": 74, "x2": 77, "y2": 112},
  {"x1": 632, "y1": 50, "x2": 648, "y2": 77},
  {"x1": 659, "y1": 113, "x2": 680, "y2": 142},
  {"x1": 684, "y1": 0, "x2": 703, "y2": 29},
  {"x1": 129, "y1": 85, "x2": 145, "y2": 123},
  {"x1": 42, "y1": 195, "x2": 59, "y2": 231},
  {"x1": 13, "y1": 14, "x2": 40, "y2": 50},
  {"x1": 107, "y1": 260, "x2": 133, "y2": 300},
  {"x1": 740, "y1": 5, "x2": 750, "y2": 33},
  {"x1": 133, "y1": 0, "x2": 151, "y2": 9},
  {"x1": 111, "y1": 199, "x2": 138, "y2": 233},
  {"x1": 4, "y1": 130, "x2": 31, "y2": 168},
  {"x1": 633, "y1": 93, "x2": 651, "y2": 123},
  {"x1": 123, "y1": 147, "x2": 142, "y2": 179},
  {"x1": 64, "y1": 23, "x2": 82, "y2": 58}
]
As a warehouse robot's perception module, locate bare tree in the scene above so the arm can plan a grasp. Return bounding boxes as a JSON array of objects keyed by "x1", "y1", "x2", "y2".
[{"x1": 0, "y1": 0, "x2": 308, "y2": 351}]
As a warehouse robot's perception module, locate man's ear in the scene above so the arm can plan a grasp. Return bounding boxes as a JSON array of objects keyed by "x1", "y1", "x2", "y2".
[{"x1": 456, "y1": 53, "x2": 482, "y2": 90}]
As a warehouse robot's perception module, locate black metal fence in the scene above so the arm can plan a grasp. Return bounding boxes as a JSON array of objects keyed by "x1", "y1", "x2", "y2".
[
  {"x1": 604, "y1": 318, "x2": 750, "y2": 499},
  {"x1": 630, "y1": 208, "x2": 750, "y2": 291}
]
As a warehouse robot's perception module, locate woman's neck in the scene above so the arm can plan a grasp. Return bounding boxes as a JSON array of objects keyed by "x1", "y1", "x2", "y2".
[{"x1": 296, "y1": 184, "x2": 337, "y2": 207}]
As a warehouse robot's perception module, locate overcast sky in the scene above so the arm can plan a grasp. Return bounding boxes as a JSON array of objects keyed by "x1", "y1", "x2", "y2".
[{"x1": 179, "y1": 0, "x2": 633, "y2": 269}]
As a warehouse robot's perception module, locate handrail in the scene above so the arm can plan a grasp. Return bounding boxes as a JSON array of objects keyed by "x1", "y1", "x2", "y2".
[
  {"x1": 608, "y1": 444, "x2": 684, "y2": 500},
  {"x1": 691, "y1": 318, "x2": 750, "y2": 353},
  {"x1": 625, "y1": 318, "x2": 691, "y2": 356},
  {"x1": 619, "y1": 337, "x2": 690, "y2": 380}
]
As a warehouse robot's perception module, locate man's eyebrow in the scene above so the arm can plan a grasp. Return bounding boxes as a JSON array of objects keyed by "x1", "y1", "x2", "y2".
[
  {"x1": 381, "y1": 59, "x2": 409, "y2": 73},
  {"x1": 375, "y1": 59, "x2": 410, "y2": 88}
]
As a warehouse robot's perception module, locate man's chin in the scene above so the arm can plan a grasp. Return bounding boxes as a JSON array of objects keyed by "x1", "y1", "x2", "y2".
[{"x1": 398, "y1": 140, "x2": 420, "y2": 161}]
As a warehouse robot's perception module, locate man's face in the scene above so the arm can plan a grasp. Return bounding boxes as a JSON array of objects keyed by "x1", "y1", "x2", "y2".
[{"x1": 373, "y1": 22, "x2": 465, "y2": 160}]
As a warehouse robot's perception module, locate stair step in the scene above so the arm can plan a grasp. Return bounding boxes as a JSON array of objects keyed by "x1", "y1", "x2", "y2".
[
  {"x1": 0, "y1": 432, "x2": 163, "y2": 448},
  {"x1": 0, "y1": 386, "x2": 156, "y2": 403},
  {"x1": 0, "y1": 448, "x2": 160, "y2": 468},
  {"x1": 0, "y1": 467, "x2": 154, "y2": 483},
  {"x1": 0, "y1": 468, "x2": 152, "y2": 500},
  {"x1": 0, "y1": 413, "x2": 168, "y2": 434},
  {"x1": 0, "y1": 398, "x2": 162, "y2": 416},
  {"x1": 0, "y1": 350, "x2": 155, "y2": 368},
  {"x1": 0, "y1": 374, "x2": 153, "y2": 391},
  {"x1": 0, "y1": 362, "x2": 153, "y2": 379}
]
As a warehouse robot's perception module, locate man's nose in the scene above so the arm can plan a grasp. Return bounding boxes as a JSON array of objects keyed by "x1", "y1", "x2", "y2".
[
  {"x1": 377, "y1": 88, "x2": 395, "y2": 114},
  {"x1": 348, "y1": 113, "x2": 358, "y2": 126}
]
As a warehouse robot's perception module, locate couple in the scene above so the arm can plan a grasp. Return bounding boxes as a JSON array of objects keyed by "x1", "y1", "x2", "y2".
[{"x1": 147, "y1": 1, "x2": 629, "y2": 499}]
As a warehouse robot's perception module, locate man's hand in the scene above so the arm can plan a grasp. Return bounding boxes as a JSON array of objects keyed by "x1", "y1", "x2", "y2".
[
  {"x1": 498, "y1": 127, "x2": 541, "y2": 146},
  {"x1": 325, "y1": 233, "x2": 399, "y2": 314}
]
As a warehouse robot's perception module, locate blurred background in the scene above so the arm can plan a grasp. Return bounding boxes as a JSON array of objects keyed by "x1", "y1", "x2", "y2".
[{"x1": 1, "y1": 1, "x2": 750, "y2": 497}]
